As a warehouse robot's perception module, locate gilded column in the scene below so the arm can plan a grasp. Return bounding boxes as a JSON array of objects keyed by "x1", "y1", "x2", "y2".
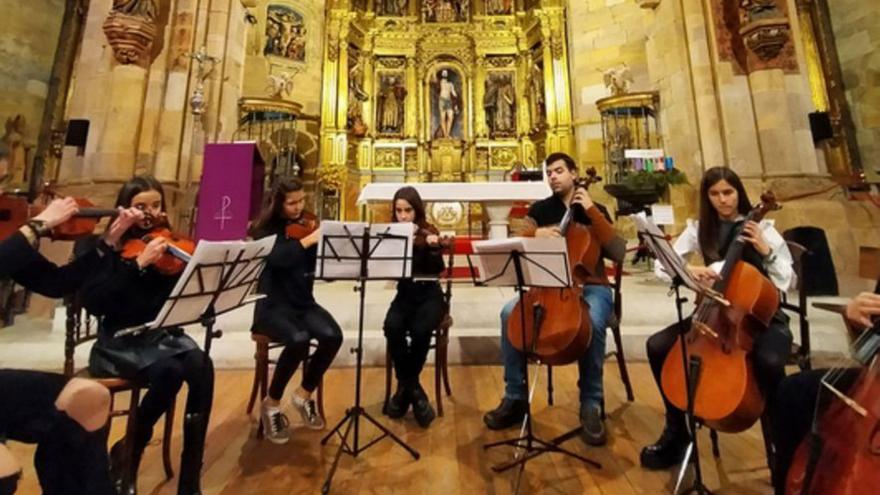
[
  {"x1": 474, "y1": 56, "x2": 487, "y2": 138},
  {"x1": 405, "y1": 56, "x2": 418, "y2": 138}
]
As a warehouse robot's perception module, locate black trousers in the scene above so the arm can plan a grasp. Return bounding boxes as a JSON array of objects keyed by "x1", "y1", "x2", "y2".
[
  {"x1": 0, "y1": 370, "x2": 113, "y2": 495},
  {"x1": 383, "y1": 284, "x2": 445, "y2": 382},
  {"x1": 770, "y1": 367, "x2": 859, "y2": 495},
  {"x1": 646, "y1": 311, "x2": 792, "y2": 431},
  {"x1": 132, "y1": 349, "x2": 214, "y2": 451},
  {"x1": 254, "y1": 303, "x2": 343, "y2": 399}
]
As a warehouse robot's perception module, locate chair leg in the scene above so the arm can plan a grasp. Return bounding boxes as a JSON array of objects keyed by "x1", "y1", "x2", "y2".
[
  {"x1": 546, "y1": 365, "x2": 554, "y2": 406},
  {"x1": 799, "y1": 315, "x2": 812, "y2": 371},
  {"x1": 441, "y1": 331, "x2": 452, "y2": 397},
  {"x1": 434, "y1": 336, "x2": 444, "y2": 417},
  {"x1": 611, "y1": 323, "x2": 635, "y2": 402},
  {"x1": 246, "y1": 348, "x2": 263, "y2": 415},
  {"x1": 162, "y1": 398, "x2": 175, "y2": 480},
  {"x1": 317, "y1": 378, "x2": 325, "y2": 421},
  {"x1": 383, "y1": 343, "x2": 393, "y2": 413},
  {"x1": 760, "y1": 413, "x2": 776, "y2": 478},
  {"x1": 710, "y1": 428, "x2": 720, "y2": 458},
  {"x1": 123, "y1": 388, "x2": 141, "y2": 491}
]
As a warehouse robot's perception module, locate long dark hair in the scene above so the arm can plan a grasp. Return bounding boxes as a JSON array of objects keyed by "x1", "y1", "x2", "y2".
[
  {"x1": 698, "y1": 166, "x2": 752, "y2": 263},
  {"x1": 391, "y1": 186, "x2": 428, "y2": 228},
  {"x1": 250, "y1": 177, "x2": 304, "y2": 237},
  {"x1": 114, "y1": 175, "x2": 166, "y2": 210}
]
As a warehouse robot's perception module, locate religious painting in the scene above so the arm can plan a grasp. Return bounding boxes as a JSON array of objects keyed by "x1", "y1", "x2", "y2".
[
  {"x1": 264, "y1": 5, "x2": 307, "y2": 63},
  {"x1": 423, "y1": 0, "x2": 468, "y2": 22},
  {"x1": 377, "y1": 0, "x2": 408, "y2": 16},
  {"x1": 430, "y1": 68, "x2": 463, "y2": 139},
  {"x1": 485, "y1": 0, "x2": 513, "y2": 15},
  {"x1": 376, "y1": 72, "x2": 407, "y2": 136},
  {"x1": 483, "y1": 71, "x2": 516, "y2": 138}
]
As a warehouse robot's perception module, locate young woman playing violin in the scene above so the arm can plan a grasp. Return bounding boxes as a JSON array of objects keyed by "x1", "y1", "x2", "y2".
[
  {"x1": 80, "y1": 175, "x2": 211, "y2": 495},
  {"x1": 0, "y1": 196, "x2": 144, "y2": 495},
  {"x1": 482, "y1": 152, "x2": 626, "y2": 446},
  {"x1": 249, "y1": 178, "x2": 342, "y2": 444},
  {"x1": 771, "y1": 288, "x2": 880, "y2": 495},
  {"x1": 382, "y1": 186, "x2": 447, "y2": 428},
  {"x1": 640, "y1": 166, "x2": 794, "y2": 469}
]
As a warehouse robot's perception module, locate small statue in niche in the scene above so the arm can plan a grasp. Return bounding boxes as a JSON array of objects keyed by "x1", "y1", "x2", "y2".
[
  {"x1": 486, "y1": 0, "x2": 512, "y2": 15},
  {"x1": 112, "y1": 0, "x2": 157, "y2": 20},
  {"x1": 378, "y1": 0, "x2": 408, "y2": 16},
  {"x1": 484, "y1": 74, "x2": 515, "y2": 137},
  {"x1": 347, "y1": 53, "x2": 369, "y2": 136},
  {"x1": 1, "y1": 115, "x2": 28, "y2": 187},
  {"x1": 603, "y1": 63, "x2": 634, "y2": 96},
  {"x1": 433, "y1": 69, "x2": 461, "y2": 139},
  {"x1": 527, "y1": 62, "x2": 545, "y2": 127},
  {"x1": 377, "y1": 75, "x2": 407, "y2": 135},
  {"x1": 424, "y1": 0, "x2": 467, "y2": 22}
]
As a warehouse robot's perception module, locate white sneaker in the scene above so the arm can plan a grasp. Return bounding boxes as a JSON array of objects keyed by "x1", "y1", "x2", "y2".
[
  {"x1": 260, "y1": 403, "x2": 291, "y2": 444},
  {"x1": 292, "y1": 395, "x2": 325, "y2": 430}
]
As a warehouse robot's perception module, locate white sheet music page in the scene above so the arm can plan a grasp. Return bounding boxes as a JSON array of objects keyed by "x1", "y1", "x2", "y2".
[
  {"x1": 315, "y1": 221, "x2": 368, "y2": 279},
  {"x1": 367, "y1": 222, "x2": 414, "y2": 279},
  {"x1": 471, "y1": 237, "x2": 569, "y2": 287}
]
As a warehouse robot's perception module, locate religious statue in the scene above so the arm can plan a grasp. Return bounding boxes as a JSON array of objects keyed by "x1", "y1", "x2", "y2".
[
  {"x1": 424, "y1": 0, "x2": 467, "y2": 22},
  {"x1": 1, "y1": 115, "x2": 28, "y2": 186},
  {"x1": 266, "y1": 70, "x2": 301, "y2": 99},
  {"x1": 378, "y1": 75, "x2": 407, "y2": 135},
  {"x1": 603, "y1": 63, "x2": 634, "y2": 96},
  {"x1": 347, "y1": 53, "x2": 369, "y2": 136},
  {"x1": 433, "y1": 69, "x2": 461, "y2": 139},
  {"x1": 486, "y1": 0, "x2": 512, "y2": 15},
  {"x1": 112, "y1": 0, "x2": 157, "y2": 20},
  {"x1": 528, "y1": 62, "x2": 546, "y2": 127},
  {"x1": 484, "y1": 74, "x2": 515, "y2": 137},
  {"x1": 378, "y1": 0, "x2": 408, "y2": 16}
]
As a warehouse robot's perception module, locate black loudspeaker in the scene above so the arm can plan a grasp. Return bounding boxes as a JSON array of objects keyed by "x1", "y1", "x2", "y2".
[
  {"x1": 809, "y1": 111, "x2": 833, "y2": 143},
  {"x1": 65, "y1": 119, "x2": 90, "y2": 147}
]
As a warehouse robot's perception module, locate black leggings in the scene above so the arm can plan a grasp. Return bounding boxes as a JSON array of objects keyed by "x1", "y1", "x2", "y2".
[
  {"x1": 133, "y1": 350, "x2": 214, "y2": 449},
  {"x1": 384, "y1": 286, "x2": 445, "y2": 382},
  {"x1": 646, "y1": 312, "x2": 792, "y2": 430},
  {"x1": 0, "y1": 370, "x2": 113, "y2": 495},
  {"x1": 770, "y1": 368, "x2": 859, "y2": 495},
  {"x1": 254, "y1": 304, "x2": 343, "y2": 400}
]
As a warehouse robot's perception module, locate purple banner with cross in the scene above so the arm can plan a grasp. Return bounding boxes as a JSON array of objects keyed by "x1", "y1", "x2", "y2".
[{"x1": 194, "y1": 142, "x2": 265, "y2": 241}]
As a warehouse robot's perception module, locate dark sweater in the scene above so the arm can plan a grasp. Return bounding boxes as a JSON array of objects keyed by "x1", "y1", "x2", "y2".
[{"x1": 253, "y1": 222, "x2": 318, "y2": 314}]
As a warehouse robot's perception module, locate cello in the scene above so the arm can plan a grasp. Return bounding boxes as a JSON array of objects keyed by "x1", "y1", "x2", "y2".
[
  {"x1": 786, "y1": 316, "x2": 880, "y2": 494},
  {"x1": 506, "y1": 169, "x2": 602, "y2": 365},
  {"x1": 660, "y1": 192, "x2": 782, "y2": 432}
]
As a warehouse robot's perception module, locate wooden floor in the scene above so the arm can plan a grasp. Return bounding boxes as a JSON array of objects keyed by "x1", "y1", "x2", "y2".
[{"x1": 10, "y1": 363, "x2": 775, "y2": 494}]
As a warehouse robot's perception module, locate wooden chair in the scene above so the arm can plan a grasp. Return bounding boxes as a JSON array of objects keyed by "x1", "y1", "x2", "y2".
[
  {"x1": 546, "y1": 261, "x2": 635, "y2": 409},
  {"x1": 781, "y1": 241, "x2": 812, "y2": 370},
  {"x1": 64, "y1": 293, "x2": 175, "y2": 485},
  {"x1": 245, "y1": 334, "x2": 325, "y2": 437},
  {"x1": 383, "y1": 239, "x2": 456, "y2": 417}
]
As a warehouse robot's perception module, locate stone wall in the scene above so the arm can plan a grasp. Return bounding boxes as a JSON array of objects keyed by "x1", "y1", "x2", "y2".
[
  {"x1": 827, "y1": 0, "x2": 880, "y2": 173},
  {"x1": 0, "y1": 0, "x2": 65, "y2": 180}
]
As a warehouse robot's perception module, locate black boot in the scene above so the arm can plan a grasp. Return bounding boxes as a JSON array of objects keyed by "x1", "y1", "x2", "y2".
[
  {"x1": 109, "y1": 424, "x2": 151, "y2": 495},
  {"x1": 482, "y1": 398, "x2": 528, "y2": 430},
  {"x1": 177, "y1": 413, "x2": 208, "y2": 495},
  {"x1": 406, "y1": 380, "x2": 436, "y2": 428},
  {"x1": 383, "y1": 381, "x2": 411, "y2": 419},
  {"x1": 640, "y1": 422, "x2": 689, "y2": 469}
]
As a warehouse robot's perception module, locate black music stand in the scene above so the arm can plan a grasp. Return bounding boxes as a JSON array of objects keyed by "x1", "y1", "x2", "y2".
[
  {"x1": 633, "y1": 214, "x2": 718, "y2": 495},
  {"x1": 316, "y1": 222, "x2": 420, "y2": 494},
  {"x1": 114, "y1": 236, "x2": 275, "y2": 491},
  {"x1": 467, "y1": 239, "x2": 601, "y2": 492}
]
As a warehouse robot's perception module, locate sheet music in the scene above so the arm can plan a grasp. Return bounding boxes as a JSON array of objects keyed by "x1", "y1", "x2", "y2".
[
  {"x1": 315, "y1": 221, "x2": 413, "y2": 280},
  {"x1": 471, "y1": 237, "x2": 569, "y2": 288},
  {"x1": 146, "y1": 236, "x2": 275, "y2": 329},
  {"x1": 630, "y1": 213, "x2": 701, "y2": 293}
]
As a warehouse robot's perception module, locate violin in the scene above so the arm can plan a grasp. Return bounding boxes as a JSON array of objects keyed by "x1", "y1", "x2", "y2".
[
  {"x1": 506, "y1": 168, "x2": 602, "y2": 365},
  {"x1": 416, "y1": 225, "x2": 453, "y2": 249},
  {"x1": 0, "y1": 191, "x2": 118, "y2": 242},
  {"x1": 660, "y1": 192, "x2": 782, "y2": 432},
  {"x1": 120, "y1": 213, "x2": 195, "y2": 276},
  {"x1": 285, "y1": 211, "x2": 319, "y2": 240},
  {"x1": 786, "y1": 316, "x2": 880, "y2": 494}
]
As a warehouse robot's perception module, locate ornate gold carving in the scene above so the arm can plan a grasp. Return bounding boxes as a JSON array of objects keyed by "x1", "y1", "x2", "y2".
[
  {"x1": 378, "y1": 57, "x2": 406, "y2": 68},
  {"x1": 490, "y1": 146, "x2": 518, "y2": 168},
  {"x1": 375, "y1": 148, "x2": 402, "y2": 168},
  {"x1": 318, "y1": 162, "x2": 348, "y2": 191},
  {"x1": 740, "y1": 18, "x2": 791, "y2": 61},
  {"x1": 429, "y1": 202, "x2": 464, "y2": 228},
  {"x1": 103, "y1": 1, "x2": 158, "y2": 65},
  {"x1": 487, "y1": 56, "x2": 515, "y2": 67}
]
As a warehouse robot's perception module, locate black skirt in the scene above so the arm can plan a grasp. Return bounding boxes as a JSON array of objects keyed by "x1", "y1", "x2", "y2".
[{"x1": 88, "y1": 327, "x2": 198, "y2": 380}]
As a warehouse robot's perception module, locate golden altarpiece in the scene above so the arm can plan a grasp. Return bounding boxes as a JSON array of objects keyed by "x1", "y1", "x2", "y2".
[{"x1": 318, "y1": 0, "x2": 575, "y2": 220}]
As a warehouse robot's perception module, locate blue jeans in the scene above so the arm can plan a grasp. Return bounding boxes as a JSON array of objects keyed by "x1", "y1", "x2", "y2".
[{"x1": 499, "y1": 284, "x2": 613, "y2": 407}]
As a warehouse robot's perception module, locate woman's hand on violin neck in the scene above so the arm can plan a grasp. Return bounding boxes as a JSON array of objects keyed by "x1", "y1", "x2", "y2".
[
  {"x1": 136, "y1": 236, "x2": 168, "y2": 269},
  {"x1": 300, "y1": 227, "x2": 321, "y2": 249},
  {"x1": 846, "y1": 292, "x2": 880, "y2": 330},
  {"x1": 105, "y1": 207, "x2": 145, "y2": 248},
  {"x1": 535, "y1": 226, "x2": 562, "y2": 238},
  {"x1": 426, "y1": 234, "x2": 440, "y2": 246},
  {"x1": 33, "y1": 197, "x2": 79, "y2": 228},
  {"x1": 571, "y1": 187, "x2": 595, "y2": 211},
  {"x1": 688, "y1": 265, "x2": 720, "y2": 287},
  {"x1": 740, "y1": 221, "x2": 770, "y2": 257}
]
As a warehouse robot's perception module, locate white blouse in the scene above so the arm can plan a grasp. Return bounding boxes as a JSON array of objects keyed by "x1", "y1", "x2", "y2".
[{"x1": 654, "y1": 218, "x2": 794, "y2": 292}]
